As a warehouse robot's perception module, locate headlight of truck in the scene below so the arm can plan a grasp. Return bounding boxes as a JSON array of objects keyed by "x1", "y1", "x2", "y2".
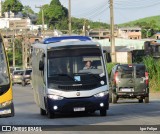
[
  {"x1": 0, "y1": 100, "x2": 12, "y2": 108},
  {"x1": 94, "y1": 91, "x2": 108, "y2": 97},
  {"x1": 48, "y1": 95, "x2": 64, "y2": 100}
]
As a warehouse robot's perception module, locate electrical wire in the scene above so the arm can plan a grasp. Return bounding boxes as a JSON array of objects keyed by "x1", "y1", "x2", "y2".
[
  {"x1": 73, "y1": 1, "x2": 108, "y2": 18},
  {"x1": 114, "y1": 0, "x2": 160, "y2": 9}
]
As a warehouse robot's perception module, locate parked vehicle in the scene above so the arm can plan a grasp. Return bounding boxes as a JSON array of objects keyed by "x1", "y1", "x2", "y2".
[
  {"x1": 21, "y1": 69, "x2": 32, "y2": 86},
  {"x1": 9, "y1": 67, "x2": 21, "y2": 75},
  {"x1": 110, "y1": 64, "x2": 149, "y2": 103},
  {"x1": 12, "y1": 70, "x2": 24, "y2": 85}
]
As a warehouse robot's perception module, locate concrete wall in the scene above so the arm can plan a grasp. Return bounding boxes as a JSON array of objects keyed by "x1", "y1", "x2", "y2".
[{"x1": 116, "y1": 52, "x2": 132, "y2": 64}]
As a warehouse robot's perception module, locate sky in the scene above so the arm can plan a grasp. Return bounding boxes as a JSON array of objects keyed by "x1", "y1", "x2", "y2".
[{"x1": 19, "y1": 0, "x2": 160, "y2": 24}]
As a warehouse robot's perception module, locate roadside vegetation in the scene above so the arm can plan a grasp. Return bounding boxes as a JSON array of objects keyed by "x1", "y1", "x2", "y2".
[
  {"x1": 107, "y1": 63, "x2": 115, "y2": 76},
  {"x1": 7, "y1": 38, "x2": 22, "y2": 67},
  {"x1": 143, "y1": 56, "x2": 160, "y2": 92}
]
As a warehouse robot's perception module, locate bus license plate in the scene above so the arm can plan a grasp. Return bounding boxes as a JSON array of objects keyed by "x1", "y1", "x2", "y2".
[{"x1": 74, "y1": 107, "x2": 85, "y2": 112}]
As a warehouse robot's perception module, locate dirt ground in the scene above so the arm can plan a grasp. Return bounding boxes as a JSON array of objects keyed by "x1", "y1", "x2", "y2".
[{"x1": 150, "y1": 92, "x2": 160, "y2": 99}]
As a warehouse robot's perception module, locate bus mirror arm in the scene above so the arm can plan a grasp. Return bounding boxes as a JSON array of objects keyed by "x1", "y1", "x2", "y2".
[{"x1": 39, "y1": 60, "x2": 44, "y2": 71}]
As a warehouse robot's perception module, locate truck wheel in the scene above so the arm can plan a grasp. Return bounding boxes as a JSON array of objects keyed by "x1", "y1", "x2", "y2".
[
  {"x1": 138, "y1": 98, "x2": 143, "y2": 103},
  {"x1": 112, "y1": 93, "x2": 117, "y2": 104},
  {"x1": 144, "y1": 97, "x2": 149, "y2": 103},
  {"x1": 100, "y1": 109, "x2": 107, "y2": 116},
  {"x1": 109, "y1": 95, "x2": 112, "y2": 103},
  {"x1": 40, "y1": 108, "x2": 46, "y2": 115},
  {"x1": 109, "y1": 89, "x2": 112, "y2": 103}
]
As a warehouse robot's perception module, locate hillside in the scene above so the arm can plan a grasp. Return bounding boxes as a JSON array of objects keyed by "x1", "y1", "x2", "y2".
[{"x1": 118, "y1": 15, "x2": 160, "y2": 28}]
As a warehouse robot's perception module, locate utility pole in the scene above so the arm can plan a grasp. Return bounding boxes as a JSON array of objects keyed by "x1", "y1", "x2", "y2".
[
  {"x1": 109, "y1": 0, "x2": 116, "y2": 63},
  {"x1": 99, "y1": 19, "x2": 101, "y2": 39},
  {"x1": 12, "y1": 31, "x2": 15, "y2": 67},
  {"x1": 22, "y1": 36, "x2": 25, "y2": 69},
  {"x1": 35, "y1": 5, "x2": 45, "y2": 37},
  {"x1": 68, "y1": 0, "x2": 72, "y2": 35},
  {"x1": 0, "y1": 0, "x2": 2, "y2": 17},
  {"x1": 83, "y1": 19, "x2": 86, "y2": 36},
  {"x1": 12, "y1": 23, "x2": 16, "y2": 67}
]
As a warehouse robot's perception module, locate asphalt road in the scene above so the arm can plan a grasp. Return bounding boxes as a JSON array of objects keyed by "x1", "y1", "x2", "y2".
[{"x1": 0, "y1": 85, "x2": 160, "y2": 133}]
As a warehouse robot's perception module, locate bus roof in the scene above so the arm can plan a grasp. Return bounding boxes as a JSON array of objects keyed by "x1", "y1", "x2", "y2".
[
  {"x1": 32, "y1": 36, "x2": 101, "y2": 49},
  {"x1": 43, "y1": 36, "x2": 91, "y2": 44}
]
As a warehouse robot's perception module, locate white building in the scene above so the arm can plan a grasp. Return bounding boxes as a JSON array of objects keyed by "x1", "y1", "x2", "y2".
[
  {"x1": 28, "y1": 24, "x2": 48, "y2": 31},
  {"x1": 0, "y1": 18, "x2": 31, "y2": 29}
]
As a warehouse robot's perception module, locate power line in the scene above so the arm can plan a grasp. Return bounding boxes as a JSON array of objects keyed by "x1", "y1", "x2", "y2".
[
  {"x1": 114, "y1": 0, "x2": 160, "y2": 9},
  {"x1": 88, "y1": 6, "x2": 109, "y2": 20},
  {"x1": 73, "y1": 1, "x2": 108, "y2": 18},
  {"x1": 88, "y1": 7, "x2": 109, "y2": 19}
]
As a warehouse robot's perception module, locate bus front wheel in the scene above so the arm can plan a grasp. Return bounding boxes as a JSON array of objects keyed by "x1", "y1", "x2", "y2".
[
  {"x1": 40, "y1": 108, "x2": 46, "y2": 115},
  {"x1": 47, "y1": 110, "x2": 55, "y2": 119},
  {"x1": 100, "y1": 109, "x2": 107, "y2": 116}
]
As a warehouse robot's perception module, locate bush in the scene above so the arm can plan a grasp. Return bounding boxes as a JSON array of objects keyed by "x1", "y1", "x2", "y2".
[
  {"x1": 143, "y1": 56, "x2": 160, "y2": 92},
  {"x1": 106, "y1": 63, "x2": 116, "y2": 76}
]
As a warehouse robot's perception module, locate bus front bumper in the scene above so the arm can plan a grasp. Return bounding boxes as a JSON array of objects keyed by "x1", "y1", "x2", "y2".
[
  {"x1": 0, "y1": 101, "x2": 14, "y2": 117},
  {"x1": 46, "y1": 94, "x2": 109, "y2": 113}
]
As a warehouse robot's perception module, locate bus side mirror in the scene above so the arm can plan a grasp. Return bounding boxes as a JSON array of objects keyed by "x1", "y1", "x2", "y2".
[
  {"x1": 39, "y1": 60, "x2": 44, "y2": 71},
  {"x1": 103, "y1": 50, "x2": 111, "y2": 63}
]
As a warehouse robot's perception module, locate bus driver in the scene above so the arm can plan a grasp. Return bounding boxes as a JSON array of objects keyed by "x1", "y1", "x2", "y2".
[{"x1": 83, "y1": 61, "x2": 95, "y2": 69}]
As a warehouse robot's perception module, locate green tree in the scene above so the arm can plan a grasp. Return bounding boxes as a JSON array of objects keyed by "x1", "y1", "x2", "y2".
[
  {"x1": 2, "y1": 0, "x2": 23, "y2": 16},
  {"x1": 50, "y1": 0, "x2": 61, "y2": 5},
  {"x1": 22, "y1": 6, "x2": 34, "y2": 17},
  {"x1": 7, "y1": 38, "x2": 22, "y2": 67},
  {"x1": 36, "y1": 4, "x2": 50, "y2": 26},
  {"x1": 37, "y1": 0, "x2": 68, "y2": 29}
]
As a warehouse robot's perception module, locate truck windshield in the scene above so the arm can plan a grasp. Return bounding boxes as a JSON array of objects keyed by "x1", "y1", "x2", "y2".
[
  {"x1": 47, "y1": 47, "x2": 105, "y2": 84},
  {"x1": 118, "y1": 65, "x2": 133, "y2": 78}
]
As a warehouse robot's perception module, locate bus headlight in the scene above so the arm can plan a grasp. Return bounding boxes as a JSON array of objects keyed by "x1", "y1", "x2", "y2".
[
  {"x1": 94, "y1": 91, "x2": 108, "y2": 97},
  {"x1": 0, "y1": 100, "x2": 12, "y2": 108},
  {"x1": 48, "y1": 95, "x2": 64, "y2": 100}
]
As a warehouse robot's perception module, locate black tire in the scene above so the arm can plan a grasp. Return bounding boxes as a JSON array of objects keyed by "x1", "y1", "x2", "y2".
[
  {"x1": 47, "y1": 110, "x2": 54, "y2": 119},
  {"x1": 10, "y1": 103, "x2": 15, "y2": 117},
  {"x1": 90, "y1": 110, "x2": 96, "y2": 114},
  {"x1": 112, "y1": 93, "x2": 117, "y2": 104},
  {"x1": 22, "y1": 81, "x2": 26, "y2": 87},
  {"x1": 144, "y1": 97, "x2": 149, "y2": 103},
  {"x1": 109, "y1": 92, "x2": 112, "y2": 103},
  {"x1": 138, "y1": 98, "x2": 143, "y2": 103},
  {"x1": 100, "y1": 109, "x2": 107, "y2": 116},
  {"x1": 40, "y1": 108, "x2": 46, "y2": 115}
]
